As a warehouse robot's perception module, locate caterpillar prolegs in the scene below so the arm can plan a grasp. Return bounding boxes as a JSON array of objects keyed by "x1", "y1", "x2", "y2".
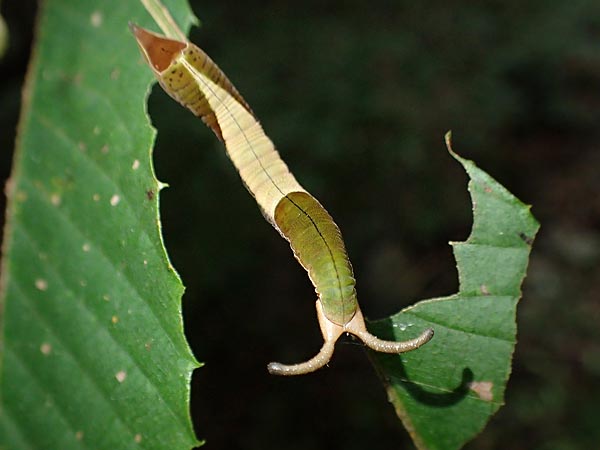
[{"x1": 131, "y1": 24, "x2": 433, "y2": 376}]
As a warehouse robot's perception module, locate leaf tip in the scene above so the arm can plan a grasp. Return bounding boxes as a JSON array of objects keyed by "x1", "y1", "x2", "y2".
[
  {"x1": 444, "y1": 129, "x2": 453, "y2": 147},
  {"x1": 445, "y1": 130, "x2": 462, "y2": 162}
]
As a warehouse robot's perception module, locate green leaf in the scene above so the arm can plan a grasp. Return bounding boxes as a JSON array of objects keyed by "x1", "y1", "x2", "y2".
[
  {"x1": 0, "y1": 1, "x2": 200, "y2": 449},
  {"x1": 367, "y1": 144, "x2": 540, "y2": 450}
]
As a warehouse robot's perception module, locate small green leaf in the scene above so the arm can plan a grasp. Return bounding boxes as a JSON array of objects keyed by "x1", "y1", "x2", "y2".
[
  {"x1": 0, "y1": 13, "x2": 7, "y2": 60},
  {"x1": 0, "y1": 1, "x2": 200, "y2": 449},
  {"x1": 368, "y1": 145, "x2": 540, "y2": 450}
]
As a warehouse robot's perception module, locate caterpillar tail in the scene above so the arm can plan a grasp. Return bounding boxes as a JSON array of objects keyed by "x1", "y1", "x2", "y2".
[{"x1": 267, "y1": 301, "x2": 434, "y2": 376}]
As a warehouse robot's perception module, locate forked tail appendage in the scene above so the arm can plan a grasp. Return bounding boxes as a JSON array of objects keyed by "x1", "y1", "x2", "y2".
[{"x1": 267, "y1": 301, "x2": 434, "y2": 376}]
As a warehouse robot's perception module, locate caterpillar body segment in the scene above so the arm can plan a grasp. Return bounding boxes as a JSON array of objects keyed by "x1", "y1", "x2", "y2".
[{"x1": 274, "y1": 192, "x2": 358, "y2": 326}]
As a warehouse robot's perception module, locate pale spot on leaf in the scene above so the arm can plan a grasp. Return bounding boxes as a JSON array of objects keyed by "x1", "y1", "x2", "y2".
[
  {"x1": 90, "y1": 11, "x2": 102, "y2": 27},
  {"x1": 50, "y1": 193, "x2": 61, "y2": 206},
  {"x1": 93, "y1": 126, "x2": 101, "y2": 135},
  {"x1": 111, "y1": 68, "x2": 120, "y2": 80},
  {"x1": 480, "y1": 284, "x2": 490, "y2": 295},
  {"x1": 40, "y1": 342, "x2": 52, "y2": 355},
  {"x1": 111, "y1": 315, "x2": 119, "y2": 324},
  {"x1": 468, "y1": 380, "x2": 494, "y2": 402},
  {"x1": 82, "y1": 243, "x2": 91, "y2": 252},
  {"x1": 115, "y1": 370, "x2": 127, "y2": 383},
  {"x1": 75, "y1": 430, "x2": 84, "y2": 440},
  {"x1": 101, "y1": 144, "x2": 109, "y2": 154},
  {"x1": 134, "y1": 434, "x2": 142, "y2": 443},
  {"x1": 92, "y1": 193, "x2": 100, "y2": 202},
  {"x1": 110, "y1": 194, "x2": 120, "y2": 206},
  {"x1": 35, "y1": 279, "x2": 48, "y2": 291},
  {"x1": 132, "y1": 159, "x2": 140, "y2": 170}
]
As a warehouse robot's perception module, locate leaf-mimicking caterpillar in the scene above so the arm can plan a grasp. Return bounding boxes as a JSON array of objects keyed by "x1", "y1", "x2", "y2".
[{"x1": 131, "y1": 24, "x2": 434, "y2": 376}]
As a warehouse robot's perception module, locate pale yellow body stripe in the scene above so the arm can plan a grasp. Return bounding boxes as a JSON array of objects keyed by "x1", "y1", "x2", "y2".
[{"x1": 180, "y1": 58, "x2": 305, "y2": 220}]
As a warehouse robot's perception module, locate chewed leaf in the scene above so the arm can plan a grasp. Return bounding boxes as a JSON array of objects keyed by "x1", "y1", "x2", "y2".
[
  {"x1": 0, "y1": 1, "x2": 200, "y2": 449},
  {"x1": 367, "y1": 143, "x2": 540, "y2": 450}
]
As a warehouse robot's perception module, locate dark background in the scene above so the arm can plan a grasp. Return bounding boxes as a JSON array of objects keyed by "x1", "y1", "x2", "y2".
[{"x1": 2, "y1": 1, "x2": 600, "y2": 449}]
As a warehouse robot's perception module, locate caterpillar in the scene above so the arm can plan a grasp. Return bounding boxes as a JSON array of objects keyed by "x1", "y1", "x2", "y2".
[{"x1": 131, "y1": 24, "x2": 433, "y2": 376}]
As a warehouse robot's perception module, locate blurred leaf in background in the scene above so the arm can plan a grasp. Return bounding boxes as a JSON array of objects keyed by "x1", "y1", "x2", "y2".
[{"x1": 0, "y1": 12, "x2": 7, "y2": 60}]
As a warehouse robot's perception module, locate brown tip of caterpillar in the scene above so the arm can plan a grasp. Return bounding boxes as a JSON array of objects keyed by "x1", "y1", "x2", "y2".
[{"x1": 130, "y1": 23, "x2": 186, "y2": 73}]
